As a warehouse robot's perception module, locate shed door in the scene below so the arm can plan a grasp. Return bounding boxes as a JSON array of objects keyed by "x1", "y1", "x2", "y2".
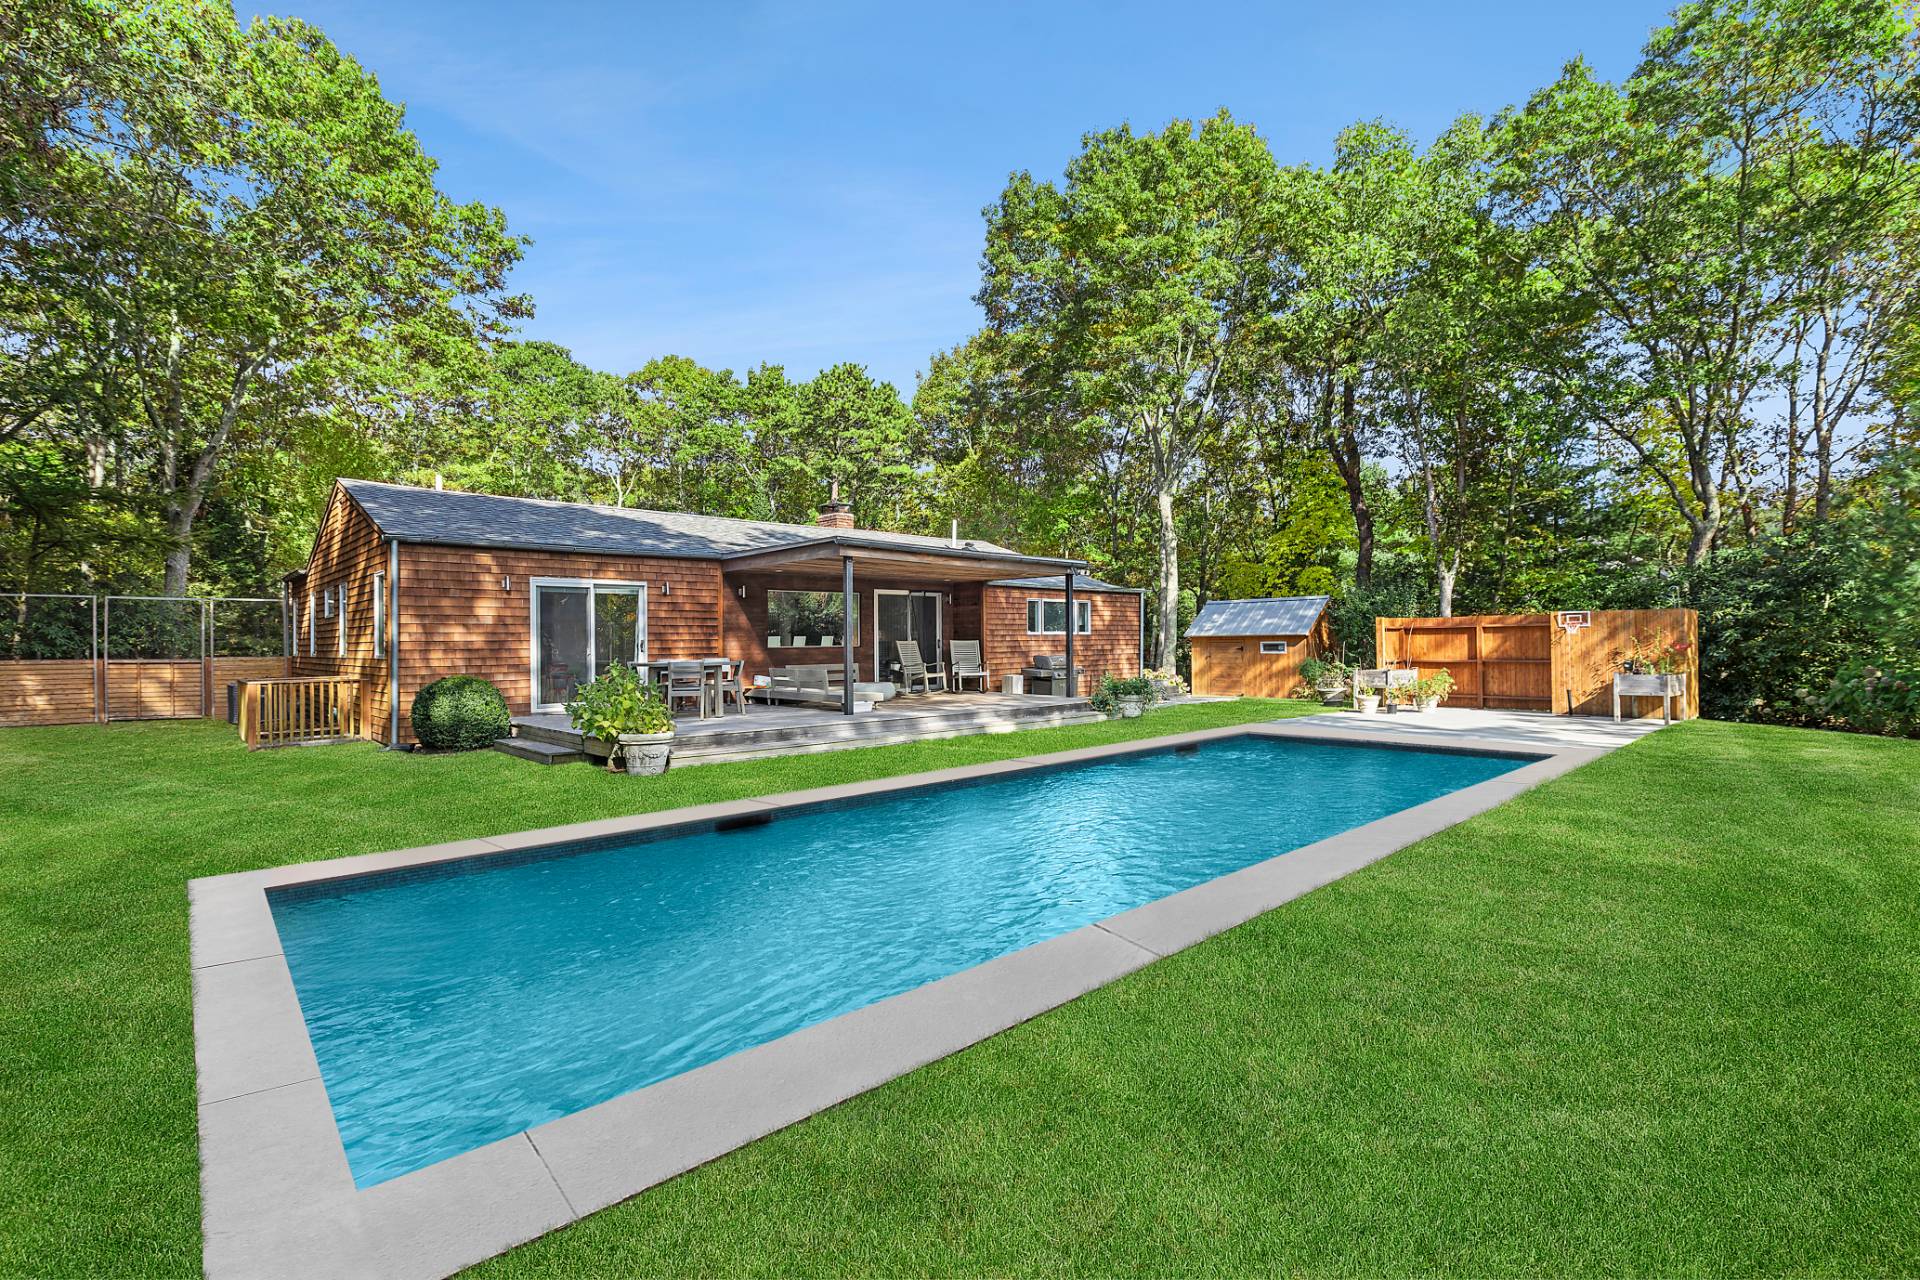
[{"x1": 1208, "y1": 640, "x2": 1249, "y2": 695}]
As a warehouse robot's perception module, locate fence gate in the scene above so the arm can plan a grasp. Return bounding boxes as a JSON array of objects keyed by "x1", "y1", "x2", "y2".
[{"x1": 103, "y1": 596, "x2": 212, "y2": 720}]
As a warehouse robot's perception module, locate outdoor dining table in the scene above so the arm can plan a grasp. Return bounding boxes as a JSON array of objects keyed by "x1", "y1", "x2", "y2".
[{"x1": 640, "y1": 657, "x2": 736, "y2": 717}]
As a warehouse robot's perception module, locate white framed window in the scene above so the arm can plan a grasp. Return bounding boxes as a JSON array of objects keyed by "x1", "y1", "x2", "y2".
[
  {"x1": 372, "y1": 572, "x2": 386, "y2": 658},
  {"x1": 1026, "y1": 598, "x2": 1091, "y2": 635},
  {"x1": 305, "y1": 594, "x2": 315, "y2": 656},
  {"x1": 1260, "y1": 640, "x2": 1289, "y2": 655},
  {"x1": 322, "y1": 587, "x2": 334, "y2": 619},
  {"x1": 337, "y1": 585, "x2": 347, "y2": 656}
]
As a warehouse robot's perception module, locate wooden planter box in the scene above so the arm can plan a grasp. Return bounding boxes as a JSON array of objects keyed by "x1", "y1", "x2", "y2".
[{"x1": 1613, "y1": 672, "x2": 1687, "y2": 723}]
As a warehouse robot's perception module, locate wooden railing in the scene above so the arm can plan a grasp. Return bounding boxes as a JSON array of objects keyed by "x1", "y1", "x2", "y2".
[{"x1": 238, "y1": 677, "x2": 365, "y2": 748}]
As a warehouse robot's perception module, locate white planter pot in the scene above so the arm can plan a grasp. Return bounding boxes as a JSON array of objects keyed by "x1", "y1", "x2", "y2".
[
  {"x1": 615, "y1": 731, "x2": 673, "y2": 776},
  {"x1": 1119, "y1": 697, "x2": 1144, "y2": 719},
  {"x1": 1358, "y1": 695, "x2": 1381, "y2": 714},
  {"x1": 1415, "y1": 696, "x2": 1438, "y2": 712}
]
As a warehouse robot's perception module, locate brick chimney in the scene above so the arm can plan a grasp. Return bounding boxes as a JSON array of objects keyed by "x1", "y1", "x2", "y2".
[{"x1": 816, "y1": 479, "x2": 855, "y2": 529}]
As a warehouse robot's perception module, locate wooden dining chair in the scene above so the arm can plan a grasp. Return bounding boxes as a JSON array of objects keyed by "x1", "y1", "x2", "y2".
[
  {"x1": 665, "y1": 660, "x2": 708, "y2": 719},
  {"x1": 713, "y1": 659, "x2": 749, "y2": 716}
]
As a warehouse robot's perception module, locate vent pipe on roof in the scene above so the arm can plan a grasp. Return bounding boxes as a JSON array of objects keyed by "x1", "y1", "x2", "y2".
[
  {"x1": 432, "y1": 473, "x2": 443, "y2": 491},
  {"x1": 950, "y1": 519, "x2": 959, "y2": 549}
]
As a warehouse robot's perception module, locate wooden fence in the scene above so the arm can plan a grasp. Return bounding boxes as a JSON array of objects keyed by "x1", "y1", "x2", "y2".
[
  {"x1": 1375, "y1": 609, "x2": 1699, "y2": 718},
  {"x1": 0, "y1": 656, "x2": 290, "y2": 728},
  {"x1": 238, "y1": 677, "x2": 366, "y2": 748}
]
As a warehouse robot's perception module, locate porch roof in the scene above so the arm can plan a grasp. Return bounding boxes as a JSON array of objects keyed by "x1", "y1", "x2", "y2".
[{"x1": 720, "y1": 536, "x2": 1083, "y2": 585}]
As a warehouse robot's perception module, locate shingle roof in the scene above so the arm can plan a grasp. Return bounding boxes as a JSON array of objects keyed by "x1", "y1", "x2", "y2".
[
  {"x1": 1184, "y1": 596, "x2": 1331, "y2": 638},
  {"x1": 988, "y1": 574, "x2": 1143, "y2": 595},
  {"x1": 336, "y1": 479, "x2": 1070, "y2": 566}
]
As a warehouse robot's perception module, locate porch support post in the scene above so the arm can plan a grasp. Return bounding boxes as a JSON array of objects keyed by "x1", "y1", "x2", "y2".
[
  {"x1": 1064, "y1": 573, "x2": 1077, "y2": 698},
  {"x1": 841, "y1": 554, "x2": 855, "y2": 716}
]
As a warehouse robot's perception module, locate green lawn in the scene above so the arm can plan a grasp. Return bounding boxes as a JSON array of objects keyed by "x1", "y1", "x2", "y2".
[{"x1": 2, "y1": 710, "x2": 1916, "y2": 1277}]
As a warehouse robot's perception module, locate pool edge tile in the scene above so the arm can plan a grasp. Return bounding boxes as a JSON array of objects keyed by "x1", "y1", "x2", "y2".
[
  {"x1": 193, "y1": 954, "x2": 322, "y2": 1105},
  {"x1": 199, "y1": 1078, "x2": 574, "y2": 1280},
  {"x1": 526, "y1": 924, "x2": 1157, "y2": 1217}
]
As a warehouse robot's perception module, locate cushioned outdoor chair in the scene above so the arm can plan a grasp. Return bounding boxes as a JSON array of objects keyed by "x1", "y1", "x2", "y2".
[
  {"x1": 895, "y1": 641, "x2": 949, "y2": 694},
  {"x1": 949, "y1": 640, "x2": 989, "y2": 692}
]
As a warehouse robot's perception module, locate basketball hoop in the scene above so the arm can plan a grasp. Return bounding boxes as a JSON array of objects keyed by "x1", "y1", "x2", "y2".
[{"x1": 1556, "y1": 610, "x2": 1591, "y2": 635}]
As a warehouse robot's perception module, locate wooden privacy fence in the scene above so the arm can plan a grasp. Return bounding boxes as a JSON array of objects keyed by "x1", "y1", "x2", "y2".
[
  {"x1": 1375, "y1": 609, "x2": 1700, "y2": 718},
  {"x1": 238, "y1": 677, "x2": 366, "y2": 748},
  {"x1": 0, "y1": 655, "x2": 290, "y2": 727}
]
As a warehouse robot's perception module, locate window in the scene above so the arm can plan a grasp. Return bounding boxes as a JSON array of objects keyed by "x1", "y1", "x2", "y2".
[
  {"x1": 766, "y1": 590, "x2": 857, "y2": 648},
  {"x1": 1260, "y1": 640, "x2": 1289, "y2": 655},
  {"x1": 1026, "y1": 598, "x2": 1091, "y2": 635},
  {"x1": 372, "y1": 572, "x2": 386, "y2": 658},
  {"x1": 336, "y1": 585, "x2": 347, "y2": 656},
  {"x1": 322, "y1": 588, "x2": 334, "y2": 619},
  {"x1": 305, "y1": 595, "x2": 315, "y2": 656}
]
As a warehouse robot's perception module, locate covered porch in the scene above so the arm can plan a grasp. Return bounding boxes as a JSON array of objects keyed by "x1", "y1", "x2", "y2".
[{"x1": 718, "y1": 536, "x2": 1094, "y2": 713}]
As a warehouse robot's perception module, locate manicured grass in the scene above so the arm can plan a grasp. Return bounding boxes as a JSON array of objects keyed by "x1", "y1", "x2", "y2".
[
  {"x1": 3, "y1": 714, "x2": 1916, "y2": 1276},
  {"x1": 0, "y1": 699, "x2": 1316, "y2": 1277}
]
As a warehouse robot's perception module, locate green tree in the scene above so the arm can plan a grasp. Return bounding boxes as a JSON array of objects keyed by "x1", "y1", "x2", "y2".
[
  {"x1": 3, "y1": 0, "x2": 525, "y2": 593},
  {"x1": 978, "y1": 111, "x2": 1285, "y2": 665}
]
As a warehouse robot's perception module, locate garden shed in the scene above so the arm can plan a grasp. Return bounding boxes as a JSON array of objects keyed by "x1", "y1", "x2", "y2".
[
  {"x1": 1186, "y1": 596, "x2": 1333, "y2": 698},
  {"x1": 1374, "y1": 609, "x2": 1700, "y2": 718}
]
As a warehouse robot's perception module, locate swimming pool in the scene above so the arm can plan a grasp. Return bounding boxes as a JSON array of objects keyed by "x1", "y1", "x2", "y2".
[{"x1": 270, "y1": 735, "x2": 1527, "y2": 1187}]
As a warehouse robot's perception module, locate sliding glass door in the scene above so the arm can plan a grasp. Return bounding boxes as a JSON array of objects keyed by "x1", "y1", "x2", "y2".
[
  {"x1": 531, "y1": 580, "x2": 646, "y2": 711},
  {"x1": 874, "y1": 589, "x2": 942, "y2": 681}
]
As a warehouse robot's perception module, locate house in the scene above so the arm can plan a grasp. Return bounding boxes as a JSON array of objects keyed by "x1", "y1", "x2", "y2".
[
  {"x1": 286, "y1": 479, "x2": 1142, "y2": 745},
  {"x1": 1184, "y1": 596, "x2": 1333, "y2": 698}
]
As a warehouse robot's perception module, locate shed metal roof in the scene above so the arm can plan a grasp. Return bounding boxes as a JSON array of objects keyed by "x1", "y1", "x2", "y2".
[
  {"x1": 1184, "y1": 595, "x2": 1331, "y2": 638},
  {"x1": 335, "y1": 479, "x2": 1075, "y2": 569}
]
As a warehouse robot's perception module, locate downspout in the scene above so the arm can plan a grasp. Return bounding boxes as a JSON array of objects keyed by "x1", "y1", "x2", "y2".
[{"x1": 387, "y1": 538, "x2": 401, "y2": 748}]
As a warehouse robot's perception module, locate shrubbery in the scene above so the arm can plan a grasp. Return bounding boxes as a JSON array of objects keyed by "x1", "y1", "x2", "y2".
[{"x1": 410, "y1": 675, "x2": 510, "y2": 751}]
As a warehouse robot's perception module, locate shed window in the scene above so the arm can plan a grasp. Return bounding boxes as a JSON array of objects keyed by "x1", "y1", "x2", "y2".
[
  {"x1": 336, "y1": 586, "x2": 347, "y2": 656},
  {"x1": 1260, "y1": 640, "x2": 1289, "y2": 655},
  {"x1": 1026, "y1": 598, "x2": 1091, "y2": 635},
  {"x1": 372, "y1": 572, "x2": 386, "y2": 658},
  {"x1": 322, "y1": 588, "x2": 334, "y2": 619},
  {"x1": 305, "y1": 595, "x2": 315, "y2": 656}
]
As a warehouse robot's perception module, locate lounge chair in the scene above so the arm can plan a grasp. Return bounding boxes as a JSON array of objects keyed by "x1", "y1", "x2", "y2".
[
  {"x1": 895, "y1": 641, "x2": 949, "y2": 694},
  {"x1": 949, "y1": 640, "x2": 988, "y2": 692}
]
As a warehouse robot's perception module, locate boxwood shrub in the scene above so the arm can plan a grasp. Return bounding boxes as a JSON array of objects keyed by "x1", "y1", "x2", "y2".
[{"x1": 410, "y1": 675, "x2": 511, "y2": 751}]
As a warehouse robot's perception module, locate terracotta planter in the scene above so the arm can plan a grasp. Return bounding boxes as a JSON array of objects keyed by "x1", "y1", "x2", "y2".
[{"x1": 614, "y1": 731, "x2": 673, "y2": 776}]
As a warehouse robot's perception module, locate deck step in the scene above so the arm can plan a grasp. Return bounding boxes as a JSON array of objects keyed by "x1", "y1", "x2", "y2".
[{"x1": 492, "y1": 737, "x2": 587, "y2": 765}]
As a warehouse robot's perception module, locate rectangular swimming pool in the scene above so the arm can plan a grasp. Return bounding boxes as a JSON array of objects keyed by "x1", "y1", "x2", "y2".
[{"x1": 270, "y1": 734, "x2": 1529, "y2": 1187}]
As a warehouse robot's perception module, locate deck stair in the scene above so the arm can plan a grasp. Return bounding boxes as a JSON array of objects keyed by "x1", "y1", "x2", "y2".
[
  {"x1": 491, "y1": 735, "x2": 587, "y2": 766},
  {"x1": 497, "y1": 694, "x2": 1100, "y2": 768}
]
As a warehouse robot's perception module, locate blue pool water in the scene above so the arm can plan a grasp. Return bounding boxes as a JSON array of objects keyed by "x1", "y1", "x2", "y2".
[{"x1": 271, "y1": 735, "x2": 1526, "y2": 1186}]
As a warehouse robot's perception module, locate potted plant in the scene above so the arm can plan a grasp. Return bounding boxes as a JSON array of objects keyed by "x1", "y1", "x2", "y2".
[
  {"x1": 567, "y1": 663, "x2": 675, "y2": 775},
  {"x1": 1356, "y1": 683, "x2": 1382, "y2": 714},
  {"x1": 1144, "y1": 665, "x2": 1188, "y2": 701},
  {"x1": 1300, "y1": 656, "x2": 1352, "y2": 704},
  {"x1": 1091, "y1": 674, "x2": 1156, "y2": 719},
  {"x1": 1414, "y1": 669, "x2": 1455, "y2": 712}
]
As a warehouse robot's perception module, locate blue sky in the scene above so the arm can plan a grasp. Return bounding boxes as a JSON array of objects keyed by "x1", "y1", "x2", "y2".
[{"x1": 262, "y1": 1, "x2": 1672, "y2": 392}]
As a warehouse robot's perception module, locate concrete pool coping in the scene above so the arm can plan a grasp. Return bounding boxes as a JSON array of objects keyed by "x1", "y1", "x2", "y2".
[{"x1": 190, "y1": 716, "x2": 1628, "y2": 1279}]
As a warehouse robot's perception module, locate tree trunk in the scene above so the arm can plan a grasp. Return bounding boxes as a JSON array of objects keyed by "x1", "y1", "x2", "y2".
[
  {"x1": 1327, "y1": 377, "x2": 1373, "y2": 590},
  {"x1": 1437, "y1": 552, "x2": 1458, "y2": 618},
  {"x1": 162, "y1": 503, "x2": 196, "y2": 596},
  {"x1": 1154, "y1": 487, "x2": 1179, "y2": 669}
]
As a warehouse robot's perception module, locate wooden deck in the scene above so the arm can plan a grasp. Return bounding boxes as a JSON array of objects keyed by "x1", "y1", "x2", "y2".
[{"x1": 498, "y1": 691, "x2": 1101, "y2": 766}]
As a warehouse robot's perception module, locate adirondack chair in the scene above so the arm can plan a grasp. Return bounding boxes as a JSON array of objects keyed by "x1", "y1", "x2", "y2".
[
  {"x1": 949, "y1": 640, "x2": 988, "y2": 692},
  {"x1": 895, "y1": 641, "x2": 949, "y2": 694}
]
